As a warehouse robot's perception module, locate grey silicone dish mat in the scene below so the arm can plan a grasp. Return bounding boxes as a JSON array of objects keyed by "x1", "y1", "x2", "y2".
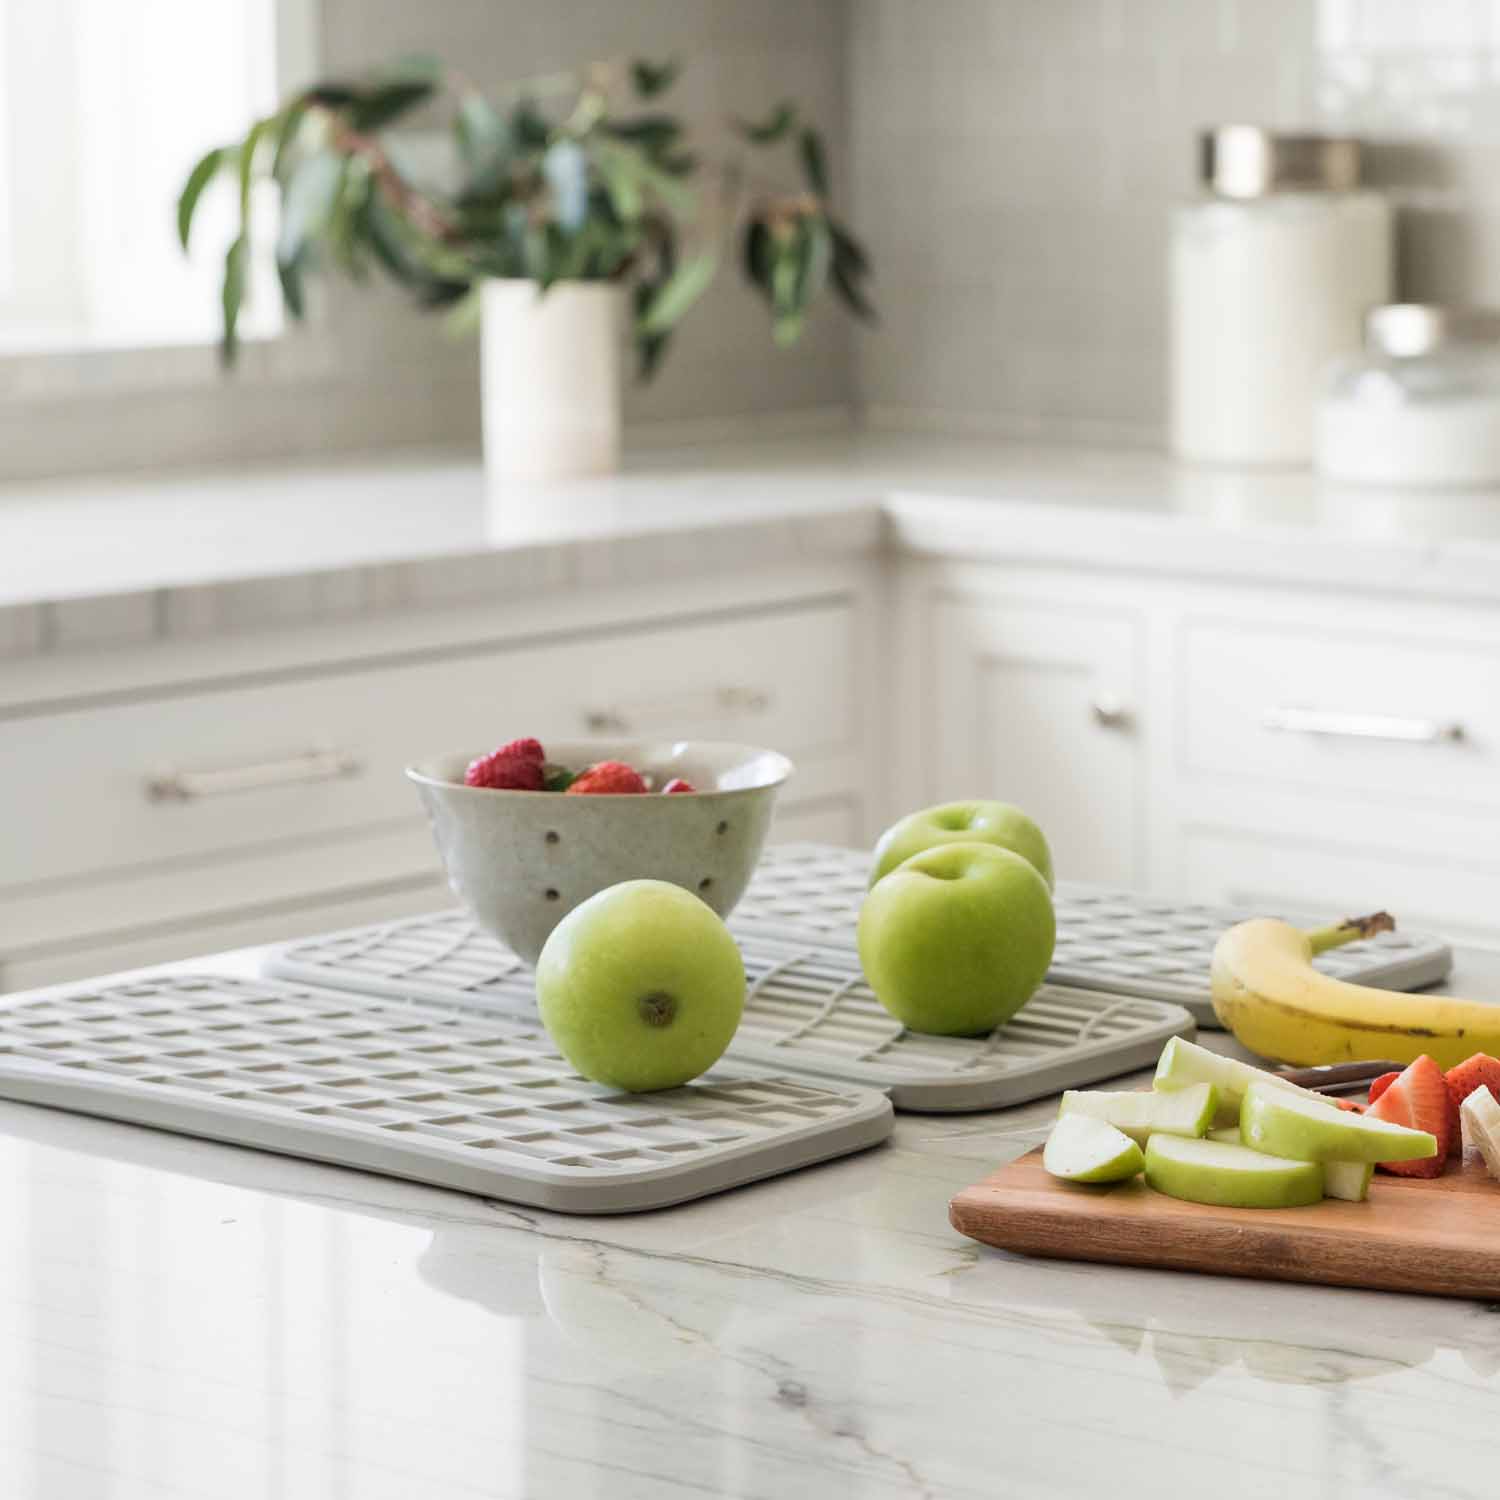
[
  {"x1": 731, "y1": 844, "x2": 1454, "y2": 1027},
  {"x1": 266, "y1": 914, "x2": 1194, "y2": 1111},
  {"x1": 0, "y1": 971, "x2": 893, "y2": 1214}
]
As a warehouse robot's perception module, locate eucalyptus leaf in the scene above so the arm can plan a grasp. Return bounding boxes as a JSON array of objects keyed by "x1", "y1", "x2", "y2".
[
  {"x1": 237, "y1": 115, "x2": 274, "y2": 218},
  {"x1": 638, "y1": 249, "x2": 716, "y2": 335},
  {"x1": 350, "y1": 79, "x2": 436, "y2": 131},
  {"x1": 220, "y1": 232, "x2": 248, "y2": 365},
  {"x1": 799, "y1": 128, "x2": 829, "y2": 197},
  {"x1": 277, "y1": 250, "x2": 306, "y2": 320},
  {"x1": 831, "y1": 256, "x2": 876, "y2": 322},
  {"x1": 542, "y1": 139, "x2": 590, "y2": 232},
  {"x1": 270, "y1": 100, "x2": 309, "y2": 184},
  {"x1": 830, "y1": 219, "x2": 870, "y2": 276},
  {"x1": 177, "y1": 146, "x2": 226, "y2": 251},
  {"x1": 511, "y1": 100, "x2": 551, "y2": 149},
  {"x1": 606, "y1": 115, "x2": 681, "y2": 153},
  {"x1": 455, "y1": 90, "x2": 511, "y2": 184},
  {"x1": 736, "y1": 102, "x2": 795, "y2": 145},
  {"x1": 630, "y1": 59, "x2": 679, "y2": 98},
  {"x1": 276, "y1": 151, "x2": 342, "y2": 268}
]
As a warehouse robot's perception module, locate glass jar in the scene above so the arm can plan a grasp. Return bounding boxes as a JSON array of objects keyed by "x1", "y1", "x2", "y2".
[
  {"x1": 1169, "y1": 127, "x2": 1392, "y2": 467},
  {"x1": 1317, "y1": 305, "x2": 1500, "y2": 488}
]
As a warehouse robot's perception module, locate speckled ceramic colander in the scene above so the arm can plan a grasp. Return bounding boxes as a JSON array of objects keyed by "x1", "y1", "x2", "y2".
[{"x1": 408, "y1": 740, "x2": 793, "y2": 965}]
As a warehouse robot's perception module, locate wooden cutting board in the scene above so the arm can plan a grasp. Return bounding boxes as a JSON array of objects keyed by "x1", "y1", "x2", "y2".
[{"x1": 950, "y1": 1147, "x2": 1500, "y2": 1299}]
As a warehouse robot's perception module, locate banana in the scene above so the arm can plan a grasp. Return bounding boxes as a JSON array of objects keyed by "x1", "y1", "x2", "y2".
[{"x1": 1211, "y1": 912, "x2": 1500, "y2": 1069}]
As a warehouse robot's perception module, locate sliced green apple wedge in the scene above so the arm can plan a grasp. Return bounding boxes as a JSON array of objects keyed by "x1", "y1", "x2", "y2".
[
  {"x1": 1212, "y1": 1124, "x2": 1371, "y2": 1200},
  {"x1": 1240, "y1": 1081, "x2": 1436, "y2": 1164},
  {"x1": 1153, "y1": 1035, "x2": 1316, "y2": 1126},
  {"x1": 1321, "y1": 1159, "x2": 1374, "y2": 1202},
  {"x1": 1145, "y1": 1134, "x2": 1323, "y2": 1209},
  {"x1": 1042, "y1": 1115, "x2": 1145, "y2": 1183},
  {"x1": 1060, "y1": 1081, "x2": 1215, "y2": 1146}
]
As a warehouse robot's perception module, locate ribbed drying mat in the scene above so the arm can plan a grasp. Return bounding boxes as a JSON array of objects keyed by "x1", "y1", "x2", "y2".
[
  {"x1": 731, "y1": 844, "x2": 1453, "y2": 1026},
  {"x1": 266, "y1": 916, "x2": 1193, "y2": 1111},
  {"x1": 0, "y1": 971, "x2": 892, "y2": 1213}
]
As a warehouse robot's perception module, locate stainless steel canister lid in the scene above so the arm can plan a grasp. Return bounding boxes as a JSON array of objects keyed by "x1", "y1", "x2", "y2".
[
  {"x1": 1199, "y1": 127, "x2": 1361, "y2": 198},
  {"x1": 1365, "y1": 304, "x2": 1500, "y2": 358}
]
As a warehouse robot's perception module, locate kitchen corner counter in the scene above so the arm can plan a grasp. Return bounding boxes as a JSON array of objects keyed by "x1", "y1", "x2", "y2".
[
  {"x1": 4, "y1": 939, "x2": 1499, "y2": 1499},
  {"x1": 8, "y1": 429, "x2": 1500, "y2": 658}
]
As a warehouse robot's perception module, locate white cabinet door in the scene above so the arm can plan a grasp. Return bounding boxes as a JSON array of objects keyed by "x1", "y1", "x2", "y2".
[{"x1": 930, "y1": 597, "x2": 1143, "y2": 886}]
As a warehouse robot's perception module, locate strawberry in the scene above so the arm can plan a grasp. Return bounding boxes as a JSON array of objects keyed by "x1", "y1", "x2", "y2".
[
  {"x1": 565, "y1": 760, "x2": 648, "y2": 795},
  {"x1": 1366, "y1": 1054, "x2": 1451, "y2": 1178},
  {"x1": 495, "y1": 737, "x2": 545, "y2": 764},
  {"x1": 1367, "y1": 1071, "x2": 1400, "y2": 1106},
  {"x1": 662, "y1": 778, "x2": 696, "y2": 794},
  {"x1": 464, "y1": 749, "x2": 544, "y2": 791},
  {"x1": 1445, "y1": 1054, "x2": 1500, "y2": 1156},
  {"x1": 1329, "y1": 1097, "x2": 1364, "y2": 1113}
]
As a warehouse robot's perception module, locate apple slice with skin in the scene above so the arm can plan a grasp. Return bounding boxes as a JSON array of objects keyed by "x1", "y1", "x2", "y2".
[
  {"x1": 1060, "y1": 1081, "x2": 1215, "y2": 1147},
  {"x1": 1145, "y1": 1134, "x2": 1323, "y2": 1209},
  {"x1": 1240, "y1": 1081, "x2": 1436, "y2": 1164},
  {"x1": 1043, "y1": 1115, "x2": 1144, "y2": 1183},
  {"x1": 1209, "y1": 1125, "x2": 1370, "y2": 1198},
  {"x1": 1460, "y1": 1085, "x2": 1500, "y2": 1183},
  {"x1": 1154, "y1": 1035, "x2": 1319, "y2": 1127}
]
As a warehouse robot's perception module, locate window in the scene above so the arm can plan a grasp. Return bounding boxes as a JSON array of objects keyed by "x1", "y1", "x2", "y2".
[{"x1": 0, "y1": 0, "x2": 314, "y2": 356}]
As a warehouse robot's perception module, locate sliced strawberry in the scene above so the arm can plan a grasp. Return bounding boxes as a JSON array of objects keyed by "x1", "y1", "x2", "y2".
[
  {"x1": 662, "y1": 778, "x2": 695, "y2": 794},
  {"x1": 1367, "y1": 1071, "x2": 1400, "y2": 1107},
  {"x1": 1329, "y1": 1097, "x2": 1364, "y2": 1113},
  {"x1": 1367, "y1": 1055, "x2": 1450, "y2": 1178},
  {"x1": 1445, "y1": 1055, "x2": 1500, "y2": 1157}
]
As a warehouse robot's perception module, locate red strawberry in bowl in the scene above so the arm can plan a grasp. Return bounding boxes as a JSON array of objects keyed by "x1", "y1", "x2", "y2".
[
  {"x1": 566, "y1": 760, "x2": 648, "y2": 795},
  {"x1": 1367, "y1": 1054, "x2": 1455, "y2": 1177},
  {"x1": 662, "y1": 778, "x2": 696, "y2": 794}
]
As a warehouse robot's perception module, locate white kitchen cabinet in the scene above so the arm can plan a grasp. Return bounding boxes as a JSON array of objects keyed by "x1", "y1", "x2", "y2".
[
  {"x1": 925, "y1": 592, "x2": 1144, "y2": 887},
  {"x1": 1, "y1": 564, "x2": 874, "y2": 990}
]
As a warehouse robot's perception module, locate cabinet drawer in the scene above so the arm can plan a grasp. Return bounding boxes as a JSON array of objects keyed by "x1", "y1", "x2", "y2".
[
  {"x1": 2, "y1": 600, "x2": 853, "y2": 891},
  {"x1": 1181, "y1": 620, "x2": 1496, "y2": 808}
]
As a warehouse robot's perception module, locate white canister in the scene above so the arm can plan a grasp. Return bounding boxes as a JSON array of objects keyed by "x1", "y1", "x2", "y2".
[
  {"x1": 1318, "y1": 304, "x2": 1500, "y2": 488},
  {"x1": 1169, "y1": 128, "x2": 1392, "y2": 467},
  {"x1": 480, "y1": 279, "x2": 623, "y2": 485}
]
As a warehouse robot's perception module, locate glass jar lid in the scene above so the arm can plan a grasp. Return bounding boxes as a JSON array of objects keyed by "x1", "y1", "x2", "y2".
[{"x1": 1199, "y1": 127, "x2": 1361, "y2": 198}]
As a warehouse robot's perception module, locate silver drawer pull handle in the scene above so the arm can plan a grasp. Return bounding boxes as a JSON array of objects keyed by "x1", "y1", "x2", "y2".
[
  {"x1": 146, "y1": 747, "x2": 362, "y2": 802},
  {"x1": 583, "y1": 686, "x2": 772, "y2": 737},
  {"x1": 1091, "y1": 693, "x2": 1132, "y2": 730},
  {"x1": 1263, "y1": 707, "x2": 1465, "y2": 744}
]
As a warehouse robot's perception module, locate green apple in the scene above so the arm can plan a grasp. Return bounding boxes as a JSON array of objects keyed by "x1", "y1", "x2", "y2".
[
  {"x1": 535, "y1": 880, "x2": 745, "y2": 1092},
  {"x1": 1060, "y1": 1081, "x2": 1216, "y2": 1146},
  {"x1": 1153, "y1": 1035, "x2": 1320, "y2": 1127},
  {"x1": 1145, "y1": 1134, "x2": 1324, "y2": 1209},
  {"x1": 1239, "y1": 1081, "x2": 1436, "y2": 1164},
  {"x1": 856, "y1": 842, "x2": 1055, "y2": 1035},
  {"x1": 869, "y1": 801, "x2": 1054, "y2": 890},
  {"x1": 1043, "y1": 1115, "x2": 1144, "y2": 1183}
]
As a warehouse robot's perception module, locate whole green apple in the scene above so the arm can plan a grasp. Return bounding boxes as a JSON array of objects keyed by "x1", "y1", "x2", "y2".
[
  {"x1": 857, "y1": 842, "x2": 1055, "y2": 1035},
  {"x1": 536, "y1": 879, "x2": 745, "y2": 1091},
  {"x1": 869, "y1": 801, "x2": 1054, "y2": 890}
]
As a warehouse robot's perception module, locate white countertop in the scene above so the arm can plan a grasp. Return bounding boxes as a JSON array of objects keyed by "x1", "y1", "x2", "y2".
[
  {"x1": 8, "y1": 431, "x2": 1500, "y2": 653},
  {"x1": 4, "y1": 937, "x2": 1499, "y2": 1499}
]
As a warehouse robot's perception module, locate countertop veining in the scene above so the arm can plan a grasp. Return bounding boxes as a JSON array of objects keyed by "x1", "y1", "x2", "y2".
[{"x1": 7, "y1": 430, "x2": 1500, "y2": 653}]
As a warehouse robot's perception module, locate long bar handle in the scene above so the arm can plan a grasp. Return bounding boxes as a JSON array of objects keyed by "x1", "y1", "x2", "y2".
[
  {"x1": 1263, "y1": 706, "x2": 1464, "y2": 744},
  {"x1": 146, "y1": 746, "x2": 362, "y2": 802}
]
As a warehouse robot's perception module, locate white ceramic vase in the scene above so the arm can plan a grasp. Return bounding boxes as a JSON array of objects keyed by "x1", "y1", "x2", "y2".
[{"x1": 479, "y1": 279, "x2": 623, "y2": 486}]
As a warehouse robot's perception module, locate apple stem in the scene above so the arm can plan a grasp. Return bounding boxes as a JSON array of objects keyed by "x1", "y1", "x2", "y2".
[{"x1": 1305, "y1": 911, "x2": 1396, "y2": 956}]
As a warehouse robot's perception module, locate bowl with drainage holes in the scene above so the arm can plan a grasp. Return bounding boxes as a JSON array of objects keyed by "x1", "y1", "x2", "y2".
[{"x1": 407, "y1": 739, "x2": 793, "y2": 966}]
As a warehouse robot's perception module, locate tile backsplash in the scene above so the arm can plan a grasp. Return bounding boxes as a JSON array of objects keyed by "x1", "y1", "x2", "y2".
[{"x1": 851, "y1": 0, "x2": 1500, "y2": 444}]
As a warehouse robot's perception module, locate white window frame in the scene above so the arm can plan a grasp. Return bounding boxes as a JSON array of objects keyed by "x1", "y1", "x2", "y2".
[{"x1": 0, "y1": 0, "x2": 334, "y2": 408}]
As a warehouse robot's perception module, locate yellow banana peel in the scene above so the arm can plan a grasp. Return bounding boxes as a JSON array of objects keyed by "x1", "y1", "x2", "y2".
[{"x1": 1211, "y1": 912, "x2": 1500, "y2": 1069}]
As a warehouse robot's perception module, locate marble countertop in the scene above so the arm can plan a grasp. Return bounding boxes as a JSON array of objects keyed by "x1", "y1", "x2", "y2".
[
  {"x1": 8, "y1": 430, "x2": 1500, "y2": 655},
  {"x1": 4, "y1": 939, "x2": 1499, "y2": 1499}
]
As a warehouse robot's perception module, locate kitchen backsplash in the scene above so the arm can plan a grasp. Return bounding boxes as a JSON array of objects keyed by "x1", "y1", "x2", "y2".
[{"x1": 851, "y1": 0, "x2": 1500, "y2": 444}]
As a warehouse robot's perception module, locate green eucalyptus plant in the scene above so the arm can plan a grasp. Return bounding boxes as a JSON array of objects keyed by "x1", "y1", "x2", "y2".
[{"x1": 178, "y1": 54, "x2": 873, "y2": 374}]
